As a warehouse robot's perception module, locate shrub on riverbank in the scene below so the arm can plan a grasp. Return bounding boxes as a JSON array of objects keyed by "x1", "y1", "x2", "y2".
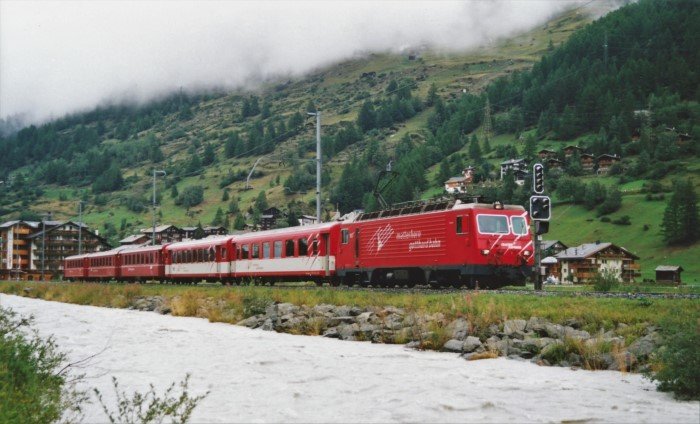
[
  {"x1": 647, "y1": 319, "x2": 700, "y2": 400},
  {"x1": 0, "y1": 306, "x2": 82, "y2": 424}
]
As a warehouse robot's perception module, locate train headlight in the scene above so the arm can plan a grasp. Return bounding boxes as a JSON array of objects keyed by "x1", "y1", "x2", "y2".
[
  {"x1": 522, "y1": 250, "x2": 531, "y2": 257},
  {"x1": 481, "y1": 249, "x2": 490, "y2": 255}
]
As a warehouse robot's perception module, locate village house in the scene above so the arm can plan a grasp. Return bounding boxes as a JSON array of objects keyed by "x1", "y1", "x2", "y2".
[
  {"x1": 540, "y1": 240, "x2": 568, "y2": 258},
  {"x1": 119, "y1": 234, "x2": 151, "y2": 246},
  {"x1": 140, "y1": 224, "x2": 184, "y2": 244},
  {"x1": 260, "y1": 207, "x2": 285, "y2": 230},
  {"x1": 538, "y1": 149, "x2": 557, "y2": 160},
  {"x1": 546, "y1": 158, "x2": 564, "y2": 169},
  {"x1": 597, "y1": 154, "x2": 621, "y2": 175},
  {"x1": 500, "y1": 159, "x2": 528, "y2": 183},
  {"x1": 0, "y1": 220, "x2": 110, "y2": 280},
  {"x1": 443, "y1": 166, "x2": 475, "y2": 194},
  {"x1": 548, "y1": 242, "x2": 640, "y2": 284},
  {"x1": 563, "y1": 145, "x2": 583, "y2": 158},
  {"x1": 580, "y1": 153, "x2": 596, "y2": 173}
]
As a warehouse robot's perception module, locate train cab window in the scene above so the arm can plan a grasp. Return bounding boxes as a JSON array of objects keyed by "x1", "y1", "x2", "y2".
[
  {"x1": 285, "y1": 240, "x2": 295, "y2": 257},
  {"x1": 241, "y1": 245, "x2": 250, "y2": 259},
  {"x1": 477, "y1": 215, "x2": 510, "y2": 234},
  {"x1": 252, "y1": 244, "x2": 260, "y2": 259},
  {"x1": 341, "y1": 229, "x2": 349, "y2": 244},
  {"x1": 311, "y1": 239, "x2": 318, "y2": 256},
  {"x1": 274, "y1": 241, "x2": 282, "y2": 258},
  {"x1": 511, "y1": 216, "x2": 528, "y2": 235},
  {"x1": 263, "y1": 242, "x2": 270, "y2": 259},
  {"x1": 298, "y1": 238, "x2": 308, "y2": 256}
]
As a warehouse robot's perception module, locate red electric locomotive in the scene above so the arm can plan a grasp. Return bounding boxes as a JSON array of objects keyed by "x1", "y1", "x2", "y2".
[{"x1": 336, "y1": 200, "x2": 532, "y2": 288}]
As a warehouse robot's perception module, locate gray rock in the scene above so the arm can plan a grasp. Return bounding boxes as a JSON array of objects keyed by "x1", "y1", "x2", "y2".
[
  {"x1": 382, "y1": 315, "x2": 405, "y2": 331},
  {"x1": 447, "y1": 318, "x2": 470, "y2": 340},
  {"x1": 503, "y1": 319, "x2": 527, "y2": 336},
  {"x1": 349, "y1": 307, "x2": 363, "y2": 316},
  {"x1": 406, "y1": 341, "x2": 421, "y2": 349},
  {"x1": 526, "y1": 317, "x2": 549, "y2": 333},
  {"x1": 535, "y1": 337, "x2": 556, "y2": 350},
  {"x1": 543, "y1": 323, "x2": 564, "y2": 339},
  {"x1": 567, "y1": 353, "x2": 582, "y2": 367},
  {"x1": 313, "y1": 304, "x2": 336, "y2": 315},
  {"x1": 382, "y1": 306, "x2": 404, "y2": 316},
  {"x1": 563, "y1": 327, "x2": 590, "y2": 340},
  {"x1": 338, "y1": 323, "x2": 359, "y2": 341},
  {"x1": 276, "y1": 303, "x2": 299, "y2": 317},
  {"x1": 488, "y1": 324, "x2": 501, "y2": 336},
  {"x1": 237, "y1": 315, "x2": 263, "y2": 328},
  {"x1": 261, "y1": 318, "x2": 274, "y2": 331},
  {"x1": 463, "y1": 336, "x2": 483, "y2": 353},
  {"x1": 322, "y1": 327, "x2": 340, "y2": 338},
  {"x1": 334, "y1": 306, "x2": 351, "y2": 317},
  {"x1": 563, "y1": 318, "x2": 582, "y2": 329},
  {"x1": 356, "y1": 312, "x2": 373, "y2": 324},
  {"x1": 591, "y1": 353, "x2": 615, "y2": 370},
  {"x1": 628, "y1": 333, "x2": 660, "y2": 360},
  {"x1": 443, "y1": 339, "x2": 464, "y2": 352},
  {"x1": 329, "y1": 316, "x2": 356, "y2": 326},
  {"x1": 520, "y1": 338, "x2": 541, "y2": 355},
  {"x1": 359, "y1": 323, "x2": 377, "y2": 337}
]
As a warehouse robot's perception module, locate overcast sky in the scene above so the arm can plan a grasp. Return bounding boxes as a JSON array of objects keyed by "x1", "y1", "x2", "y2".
[{"x1": 1, "y1": 0, "x2": 593, "y2": 124}]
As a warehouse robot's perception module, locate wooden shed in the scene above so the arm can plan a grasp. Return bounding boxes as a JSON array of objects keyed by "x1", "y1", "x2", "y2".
[{"x1": 655, "y1": 265, "x2": 683, "y2": 285}]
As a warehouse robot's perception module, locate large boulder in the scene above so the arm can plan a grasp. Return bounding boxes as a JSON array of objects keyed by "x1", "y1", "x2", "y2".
[
  {"x1": 447, "y1": 318, "x2": 470, "y2": 340},
  {"x1": 463, "y1": 336, "x2": 483, "y2": 353},
  {"x1": 338, "y1": 323, "x2": 359, "y2": 341},
  {"x1": 237, "y1": 315, "x2": 263, "y2": 328},
  {"x1": 503, "y1": 319, "x2": 527, "y2": 336},
  {"x1": 443, "y1": 339, "x2": 464, "y2": 353},
  {"x1": 628, "y1": 333, "x2": 660, "y2": 361},
  {"x1": 526, "y1": 317, "x2": 549, "y2": 334}
]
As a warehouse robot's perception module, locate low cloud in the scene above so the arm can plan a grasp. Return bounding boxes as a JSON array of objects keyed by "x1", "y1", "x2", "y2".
[{"x1": 1, "y1": 0, "x2": 593, "y2": 124}]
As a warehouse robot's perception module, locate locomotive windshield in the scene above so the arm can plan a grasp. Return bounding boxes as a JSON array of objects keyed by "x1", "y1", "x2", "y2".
[
  {"x1": 511, "y1": 216, "x2": 528, "y2": 235},
  {"x1": 477, "y1": 215, "x2": 509, "y2": 234}
]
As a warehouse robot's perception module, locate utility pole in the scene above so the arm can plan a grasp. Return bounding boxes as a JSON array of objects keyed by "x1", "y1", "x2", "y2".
[
  {"x1": 482, "y1": 97, "x2": 492, "y2": 143},
  {"x1": 307, "y1": 110, "x2": 322, "y2": 224},
  {"x1": 152, "y1": 170, "x2": 166, "y2": 245},
  {"x1": 78, "y1": 201, "x2": 84, "y2": 255},
  {"x1": 41, "y1": 212, "x2": 51, "y2": 281}
]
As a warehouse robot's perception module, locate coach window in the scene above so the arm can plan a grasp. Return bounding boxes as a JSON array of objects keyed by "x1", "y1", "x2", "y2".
[
  {"x1": 221, "y1": 247, "x2": 227, "y2": 261},
  {"x1": 263, "y1": 242, "x2": 270, "y2": 259},
  {"x1": 285, "y1": 240, "x2": 295, "y2": 257},
  {"x1": 252, "y1": 244, "x2": 260, "y2": 259},
  {"x1": 274, "y1": 241, "x2": 282, "y2": 258},
  {"x1": 311, "y1": 239, "x2": 318, "y2": 256},
  {"x1": 298, "y1": 238, "x2": 308, "y2": 256},
  {"x1": 341, "y1": 229, "x2": 349, "y2": 244},
  {"x1": 209, "y1": 247, "x2": 215, "y2": 262},
  {"x1": 241, "y1": 245, "x2": 249, "y2": 259}
]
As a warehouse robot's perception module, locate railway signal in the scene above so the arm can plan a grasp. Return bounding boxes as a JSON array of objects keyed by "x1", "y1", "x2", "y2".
[
  {"x1": 529, "y1": 195, "x2": 551, "y2": 221},
  {"x1": 533, "y1": 163, "x2": 545, "y2": 194}
]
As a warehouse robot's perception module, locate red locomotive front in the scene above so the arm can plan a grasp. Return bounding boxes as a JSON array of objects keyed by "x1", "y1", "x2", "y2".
[{"x1": 336, "y1": 201, "x2": 533, "y2": 288}]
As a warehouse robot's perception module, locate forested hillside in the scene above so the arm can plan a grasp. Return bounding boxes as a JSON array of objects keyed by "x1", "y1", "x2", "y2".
[{"x1": 0, "y1": 0, "x2": 698, "y2": 279}]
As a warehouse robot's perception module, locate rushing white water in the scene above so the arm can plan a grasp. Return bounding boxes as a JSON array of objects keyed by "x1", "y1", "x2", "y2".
[{"x1": 1, "y1": 294, "x2": 697, "y2": 423}]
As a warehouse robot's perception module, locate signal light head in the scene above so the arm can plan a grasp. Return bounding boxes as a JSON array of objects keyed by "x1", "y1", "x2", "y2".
[{"x1": 533, "y1": 163, "x2": 545, "y2": 194}]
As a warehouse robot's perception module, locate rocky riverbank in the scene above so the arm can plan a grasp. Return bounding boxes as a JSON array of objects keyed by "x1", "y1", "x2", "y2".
[{"x1": 130, "y1": 295, "x2": 660, "y2": 372}]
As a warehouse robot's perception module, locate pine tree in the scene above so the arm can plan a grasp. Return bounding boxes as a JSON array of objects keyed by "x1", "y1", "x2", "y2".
[
  {"x1": 357, "y1": 101, "x2": 376, "y2": 133},
  {"x1": 212, "y1": 207, "x2": 224, "y2": 226},
  {"x1": 171, "y1": 184, "x2": 179, "y2": 198},
  {"x1": 662, "y1": 179, "x2": 700, "y2": 245},
  {"x1": 234, "y1": 214, "x2": 246, "y2": 230}
]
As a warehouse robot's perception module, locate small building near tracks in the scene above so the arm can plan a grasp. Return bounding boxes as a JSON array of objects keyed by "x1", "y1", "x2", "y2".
[{"x1": 655, "y1": 265, "x2": 683, "y2": 285}]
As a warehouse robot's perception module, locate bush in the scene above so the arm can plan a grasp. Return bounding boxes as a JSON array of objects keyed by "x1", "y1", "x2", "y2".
[
  {"x1": 0, "y1": 307, "x2": 84, "y2": 424},
  {"x1": 175, "y1": 186, "x2": 204, "y2": 208},
  {"x1": 592, "y1": 270, "x2": 619, "y2": 292},
  {"x1": 647, "y1": 320, "x2": 700, "y2": 400},
  {"x1": 612, "y1": 215, "x2": 631, "y2": 225},
  {"x1": 94, "y1": 374, "x2": 208, "y2": 424}
]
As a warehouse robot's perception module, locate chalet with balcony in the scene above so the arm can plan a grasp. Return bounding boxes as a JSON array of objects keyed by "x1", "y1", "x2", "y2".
[
  {"x1": 580, "y1": 153, "x2": 596, "y2": 173},
  {"x1": 563, "y1": 145, "x2": 583, "y2": 158},
  {"x1": 597, "y1": 154, "x2": 621, "y2": 175},
  {"x1": 0, "y1": 220, "x2": 109, "y2": 280},
  {"x1": 500, "y1": 159, "x2": 528, "y2": 182},
  {"x1": 444, "y1": 167, "x2": 476, "y2": 194},
  {"x1": 546, "y1": 158, "x2": 564, "y2": 169},
  {"x1": 141, "y1": 224, "x2": 184, "y2": 244},
  {"x1": 538, "y1": 149, "x2": 557, "y2": 160},
  {"x1": 551, "y1": 242, "x2": 640, "y2": 284},
  {"x1": 119, "y1": 234, "x2": 151, "y2": 246}
]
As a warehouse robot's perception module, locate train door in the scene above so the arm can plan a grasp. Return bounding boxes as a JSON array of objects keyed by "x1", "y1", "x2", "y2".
[
  {"x1": 321, "y1": 232, "x2": 330, "y2": 277},
  {"x1": 228, "y1": 243, "x2": 236, "y2": 277},
  {"x1": 354, "y1": 228, "x2": 360, "y2": 267}
]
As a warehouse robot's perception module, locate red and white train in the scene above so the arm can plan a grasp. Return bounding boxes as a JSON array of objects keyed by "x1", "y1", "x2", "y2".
[{"x1": 64, "y1": 200, "x2": 534, "y2": 288}]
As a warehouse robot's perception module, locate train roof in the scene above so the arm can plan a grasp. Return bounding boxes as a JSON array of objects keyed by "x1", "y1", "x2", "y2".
[
  {"x1": 165, "y1": 235, "x2": 234, "y2": 250},
  {"x1": 232, "y1": 222, "x2": 340, "y2": 241},
  {"x1": 354, "y1": 199, "x2": 526, "y2": 221},
  {"x1": 120, "y1": 243, "x2": 170, "y2": 254}
]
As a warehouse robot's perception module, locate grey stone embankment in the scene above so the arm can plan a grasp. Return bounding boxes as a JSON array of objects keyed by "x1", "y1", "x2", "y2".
[{"x1": 129, "y1": 296, "x2": 660, "y2": 371}]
